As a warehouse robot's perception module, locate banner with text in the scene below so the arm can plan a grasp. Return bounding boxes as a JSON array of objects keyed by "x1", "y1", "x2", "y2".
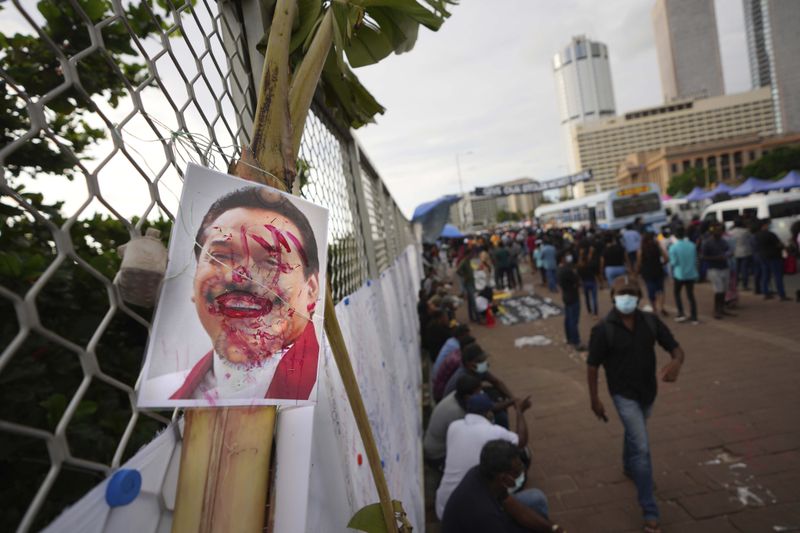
[{"x1": 473, "y1": 170, "x2": 592, "y2": 197}]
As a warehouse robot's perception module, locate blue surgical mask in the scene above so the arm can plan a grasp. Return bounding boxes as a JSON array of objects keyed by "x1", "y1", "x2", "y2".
[
  {"x1": 475, "y1": 361, "x2": 489, "y2": 374},
  {"x1": 507, "y1": 472, "x2": 525, "y2": 494},
  {"x1": 614, "y1": 294, "x2": 638, "y2": 314}
]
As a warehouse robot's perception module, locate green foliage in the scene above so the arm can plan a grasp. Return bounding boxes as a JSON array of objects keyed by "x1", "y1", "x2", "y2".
[
  {"x1": 667, "y1": 166, "x2": 714, "y2": 196},
  {"x1": 496, "y1": 209, "x2": 522, "y2": 223},
  {"x1": 742, "y1": 145, "x2": 800, "y2": 181},
  {"x1": 258, "y1": 0, "x2": 456, "y2": 129},
  {"x1": 0, "y1": 189, "x2": 172, "y2": 531},
  {"x1": 0, "y1": 0, "x2": 171, "y2": 180},
  {"x1": 0, "y1": 1, "x2": 178, "y2": 528}
]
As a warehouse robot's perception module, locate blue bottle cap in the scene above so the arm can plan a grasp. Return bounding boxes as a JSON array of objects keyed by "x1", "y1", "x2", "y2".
[{"x1": 105, "y1": 469, "x2": 142, "y2": 507}]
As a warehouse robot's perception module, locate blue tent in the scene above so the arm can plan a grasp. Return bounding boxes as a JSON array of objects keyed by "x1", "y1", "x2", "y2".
[
  {"x1": 684, "y1": 187, "x2": 706, "y2": 201},
  {"x1": 766, "y1": 169, "x2": 800, "y2": 191},
  {"x1": 411, "y1": 195, "x2": 460, "y2": 244},
  {"x1": 730, "y1": 177, "x2": 772, "y2": 196},
  {"x1": 440, "y1": 224, "x2": 465, "y2": 239},
  {"x1": 702, "y1": 183, "x2": 734, "y2": 199}
]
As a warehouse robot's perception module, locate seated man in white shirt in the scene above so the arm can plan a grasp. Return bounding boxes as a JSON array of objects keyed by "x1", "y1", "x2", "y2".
[
  {"x1": 435, "y1": 391, "x2": 531, "y2": 519},
  {"x1": 424, "y1": 373, "x2": 483, "y2": 471}
]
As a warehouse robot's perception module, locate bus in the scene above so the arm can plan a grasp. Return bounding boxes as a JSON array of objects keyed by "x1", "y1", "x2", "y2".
[{"x1": 534, "y1": 183, "x2": 667, "y2": 230}]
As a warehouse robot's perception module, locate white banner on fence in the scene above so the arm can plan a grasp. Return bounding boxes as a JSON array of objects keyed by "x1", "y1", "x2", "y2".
[{"x1": 44, "y1": 245, "x2": 423, "y2": 533}]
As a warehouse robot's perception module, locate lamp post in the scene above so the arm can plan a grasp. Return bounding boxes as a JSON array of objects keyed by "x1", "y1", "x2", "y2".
[{"x1": 456, "y1": 151, "x2": 473, "y2": 229}]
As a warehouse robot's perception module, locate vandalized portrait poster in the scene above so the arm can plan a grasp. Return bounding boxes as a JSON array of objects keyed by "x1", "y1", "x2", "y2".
[{"x1": 138, "y1": 163, "x2": 329, "y2": 408}]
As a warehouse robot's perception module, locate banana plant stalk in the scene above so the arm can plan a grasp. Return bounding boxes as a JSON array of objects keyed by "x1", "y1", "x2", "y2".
[{"x1": 172, "y1": 0, "x2": 400, "y2": 531}]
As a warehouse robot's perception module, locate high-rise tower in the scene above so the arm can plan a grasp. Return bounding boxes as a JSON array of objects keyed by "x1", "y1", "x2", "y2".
[
  {"x1": 743, "y1": 0, "x2": 800, "y2": 133},
  {"x1": 652, "y1": 0, "x2": 725, "y2": 102},
  {"x1": 553, "y1": 35, "x2": 616, "y2": 129},
  {"x1": 553, "y1": 35, "x2": 616, "y2": 187}
]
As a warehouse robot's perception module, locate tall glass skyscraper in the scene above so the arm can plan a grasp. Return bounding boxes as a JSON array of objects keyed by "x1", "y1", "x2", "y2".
[{"x1": 743, "y1": 0, "x2": 800, "y2": 133}]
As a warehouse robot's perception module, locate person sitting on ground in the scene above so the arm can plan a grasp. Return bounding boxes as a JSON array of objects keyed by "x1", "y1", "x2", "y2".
[
  {"x1": 423, "y1": 310, "x2": 452, "y2": 362},
  {"x1": 442, "y1": 343, "x2": 517, "y2": 427},
  {"x1": 424, "y1": 374, "x2": 483, "y2": 471},
  {"x1": 442, "y1": 439, "x2": 564, "y2": 533},
  {"x1": 433, "y1": 324, "x2": 471, "y2": 377},
  {"x1": 433, "y1": 334, "x2": 476, "y2": 402},
  {"x1": 435, "y1": 392, "x2": 532, "y2": 520}
]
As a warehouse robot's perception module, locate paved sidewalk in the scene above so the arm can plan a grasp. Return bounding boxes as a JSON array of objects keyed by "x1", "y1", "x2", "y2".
[{"x1": 431, "y1": 270, "x2": 800, "y2": 532}]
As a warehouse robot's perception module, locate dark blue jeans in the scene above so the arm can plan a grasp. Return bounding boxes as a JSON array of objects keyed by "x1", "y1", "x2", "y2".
[
  {"x1": 464, "y1": 284, "x2": 479, "y2": 322},
  {"x1": 760, "y1": 257, "x2": 786, "y2": 298},
  {"x1": 583, "y1": 279, "x2": 598, "y2": 315},
  {"x1": 564, "y1": 301, "x2": 581, "y2": 346},
  {"x1": 546, "y1": 268, "x2": 558, "y2": 292},
  {"x1": 613, "y1": 395, "x2": 658, "y2": 521},
  {"x1": 752, "y1": 258, "x2": 763, "y2": 294},
  {"x1": 736, "y1": 256, "x2": 753, "y2": 289}
]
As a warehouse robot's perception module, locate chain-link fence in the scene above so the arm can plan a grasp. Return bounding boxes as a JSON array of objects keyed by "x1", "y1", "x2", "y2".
[{"x1": 0, "y1": 1, "x2": 415, "y2": 530}]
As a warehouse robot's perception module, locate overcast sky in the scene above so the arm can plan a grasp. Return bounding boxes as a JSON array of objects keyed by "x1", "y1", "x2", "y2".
[{"x1": 353, "y1": 0, "x2": 751, "y2": 217}]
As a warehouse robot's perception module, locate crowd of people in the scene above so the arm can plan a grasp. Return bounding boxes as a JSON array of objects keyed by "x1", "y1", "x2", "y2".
[{"x1": 415, "y1": 213, "x2": 798, "y2": 532}]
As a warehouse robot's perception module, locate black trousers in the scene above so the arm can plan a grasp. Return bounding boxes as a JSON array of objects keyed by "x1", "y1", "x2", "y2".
[{"x1": 673, "y1": 279, "x2": 697, "y2": 320}]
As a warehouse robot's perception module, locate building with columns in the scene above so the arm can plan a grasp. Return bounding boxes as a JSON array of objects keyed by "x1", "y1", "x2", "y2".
[{"x1": 614, "y1": 132, "x2": 800, "y2": 192}]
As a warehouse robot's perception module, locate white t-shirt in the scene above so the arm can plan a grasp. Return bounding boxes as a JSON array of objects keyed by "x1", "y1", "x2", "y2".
[{"x1": 434, "y1": 414, "x2": 518, "y2": 519}]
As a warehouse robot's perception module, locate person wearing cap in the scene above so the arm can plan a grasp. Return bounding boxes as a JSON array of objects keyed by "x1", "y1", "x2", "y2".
[
  {"x1": 442, "y1": 440, "x2": 564, "y2": 533},
  {"x1": 442, "y1": 343, "x2": 517, "y2": 428},
  {"x1": 424, "y1": 373, "x2": 483, "y2": 471},
  {"x1": 586, "y1": 275, "x2": 685, "y2": 533},
  {"x1": 435, "y1": 391, "x2": 532, "y2": 520}
]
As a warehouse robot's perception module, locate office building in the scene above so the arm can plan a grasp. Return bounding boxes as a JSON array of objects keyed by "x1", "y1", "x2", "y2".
[
  {"x1": 743, "y1": 0, "x2": 800, "y2": 133},
  {"x1": 652, "y1": 0, "x2": 725, "y2": 102},
  {"x1": 553, "y1": 36, "x2": 616, "y2": 128},
  {"x1": 553, "y1": 36, "x2": 616, "y2": 176},
  {"x1": 570, "y1": 87, "x2": 776, "y2": 195}
]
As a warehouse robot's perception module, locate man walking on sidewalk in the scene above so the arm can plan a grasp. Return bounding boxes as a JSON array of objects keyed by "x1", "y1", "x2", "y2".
[
  {"x1": 586, "y1": 276, "x2": 685, "y2": 533},
  {"x1": 668, "y1": 226, "x2": 699, "y2": 324},
  {"x1": 702, "y1": 223, "x2": 733, "y2": 319}
]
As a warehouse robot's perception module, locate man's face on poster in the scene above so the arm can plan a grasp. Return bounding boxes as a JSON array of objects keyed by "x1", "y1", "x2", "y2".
[{"x1": 192, "y1": 206, "x2": 319, "y2": 365}]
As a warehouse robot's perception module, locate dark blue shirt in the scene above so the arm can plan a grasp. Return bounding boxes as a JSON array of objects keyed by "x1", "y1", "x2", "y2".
[{"x1": 441, "y1": 466, "x2": 527, "y2": 533}]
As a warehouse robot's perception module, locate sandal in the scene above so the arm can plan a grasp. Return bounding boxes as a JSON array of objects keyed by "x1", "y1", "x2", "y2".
[{"x1": 643, "y1": 520, "x2": 661, "y2": 533}]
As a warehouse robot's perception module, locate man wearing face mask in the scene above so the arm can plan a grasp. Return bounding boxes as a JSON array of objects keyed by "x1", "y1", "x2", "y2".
[
  {"x1": 442, "y1": 343, "x2": 518, "y2": 428},
  {"x1": 442, "y1": 440, "x2": 564, "y2": 533},
  {"x1": 586, "y1": 276, "x2": 685, "y2": 533},
  {"x1": 435, "y1": 393, "x2": 532, "y2": 521},
  {"x1": 557, "y1": 250, "x2": 586, "y2": 351}
]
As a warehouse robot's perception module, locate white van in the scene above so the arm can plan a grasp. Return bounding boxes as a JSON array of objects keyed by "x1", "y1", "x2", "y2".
[
  {"x1": 701, "y1": 191, "x2": 800, "y2": 243},
  {"x1": 664, "y1": 198, "x2": 704, "y2": 224}
]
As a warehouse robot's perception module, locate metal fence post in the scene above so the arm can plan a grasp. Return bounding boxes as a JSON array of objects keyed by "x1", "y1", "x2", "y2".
[{"x1": 348, "y1": 142, "x2": 380, "y2": 280}]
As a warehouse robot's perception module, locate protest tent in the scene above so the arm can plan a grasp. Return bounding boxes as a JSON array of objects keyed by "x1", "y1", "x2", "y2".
[
  {"x1": 703, "y1": 183, "x2": 734, "y2": 199},
  {"x1": 440, "y1": 223, "x2": 465, "y2": 239},
  {"x1": 412, "y1": 195, "x2": 461, "y2": 244},
  {"x1": 684, "y1": 187, "x2": 707, "y2": 202},
  {"x1": 767, "y1": 170, "x2": 800, "y2": 191},
  {"x1": 730, "y1": 177, "x2": 772, "y2": 196}
]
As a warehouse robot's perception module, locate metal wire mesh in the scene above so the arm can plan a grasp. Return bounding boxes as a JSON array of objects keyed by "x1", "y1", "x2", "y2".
[{"x1": 0, "y1": 1, "x2": 413, "y2": 530}]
